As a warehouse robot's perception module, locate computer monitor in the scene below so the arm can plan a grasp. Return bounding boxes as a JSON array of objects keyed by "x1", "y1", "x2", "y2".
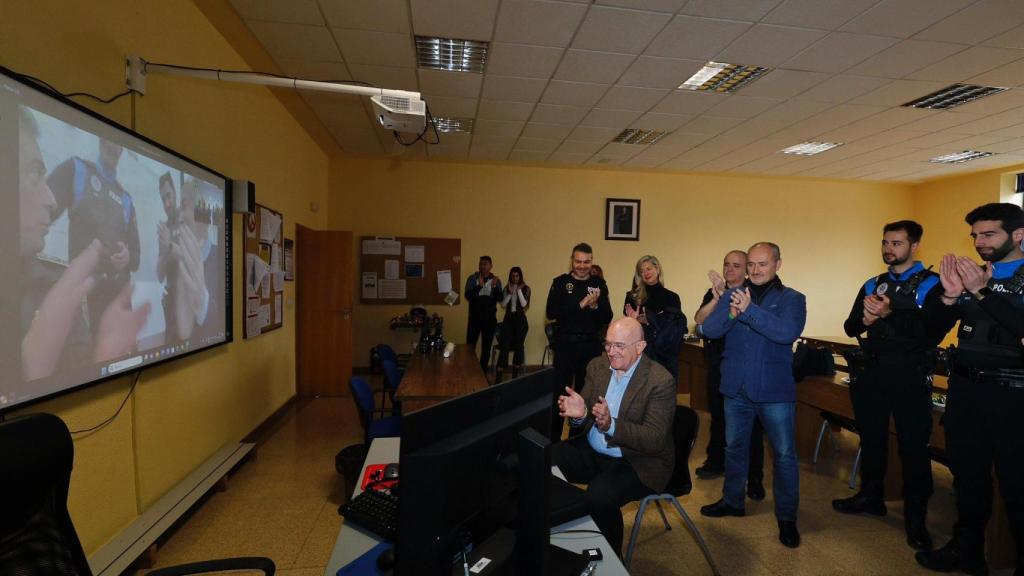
[{"x1": 395, "y1": 367, "x2": 588, "y2": 576}]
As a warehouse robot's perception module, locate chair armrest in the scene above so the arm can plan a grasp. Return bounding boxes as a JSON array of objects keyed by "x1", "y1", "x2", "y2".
[{"x1": 145, "y1": 557, "x2": 275, "y2": 576}]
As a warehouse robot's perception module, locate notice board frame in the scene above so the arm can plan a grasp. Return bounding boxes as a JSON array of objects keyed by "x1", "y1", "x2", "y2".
[
  {"x1": 243, "y1": 204, "x2": 285, "y2": 338},
  {"x1": 359, "y1": 236, "x2": 461, "y2": 305}
]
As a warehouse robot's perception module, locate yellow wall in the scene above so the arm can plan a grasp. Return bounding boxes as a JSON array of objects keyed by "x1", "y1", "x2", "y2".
[
  {"x1": 330, "y1": 158, "x2": 914, "y2": 366},
  {"x1": 2, "y1": 0, "x2": 328, "y2": 553}
]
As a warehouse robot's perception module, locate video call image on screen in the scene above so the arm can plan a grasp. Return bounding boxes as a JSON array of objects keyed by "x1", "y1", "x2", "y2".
[{"x1": 3, "y1": 74, "x2": 230, "y2": 411}]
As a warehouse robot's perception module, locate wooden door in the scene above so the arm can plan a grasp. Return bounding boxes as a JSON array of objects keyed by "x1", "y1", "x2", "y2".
[{"x1": 296, "y1": 225, "x2": 353, "y2": 396}]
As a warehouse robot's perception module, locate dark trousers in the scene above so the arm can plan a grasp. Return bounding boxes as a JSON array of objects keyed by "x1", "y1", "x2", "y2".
[
  {"x1": 496, "y1": 313, "x2": 528, "y2": 371},
  {"x1": 553, "y1": 435, "x2": 653, "y2": 555},
  {"x1": 945, "y1": 373, "x2": 1024, "y2": 559},
  {"x1": 849, "y1": 362, "x2": 933, "y2": 515},
  {"x1": 466, "y1": 315, "x2": 497, "y2": 371},
  {"x1": 551, "y1": 339, "x2": 603, "y2": 442},
  {"x1": 705, "y1": 360, "x2": 765, "y2": 482}
]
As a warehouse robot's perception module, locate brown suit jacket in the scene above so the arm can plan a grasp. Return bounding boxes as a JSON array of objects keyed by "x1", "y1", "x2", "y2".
[{"x1": 577, "y1": 354, "x2": 676, "y2": 492}]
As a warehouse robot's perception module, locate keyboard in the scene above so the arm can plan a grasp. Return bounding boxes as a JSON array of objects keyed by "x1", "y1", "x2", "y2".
[{"x1": 340, "y1": 488, "x2": 399, "y2": 541}]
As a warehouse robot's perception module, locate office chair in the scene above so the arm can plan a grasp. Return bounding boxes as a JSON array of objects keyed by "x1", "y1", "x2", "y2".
[
  {"x1": 349, "y1": 376, "x2": 401, "y2": 446},
  {"x1": 623, "y1": 405, "x2": 720, "y2": 576},
  {"x1": 812, "y1": 410, "x2": 862, "y2": 490},
  {"x1": 0, "y1": 412, "x2": 275, "y2": 576},
  {"x1": 380, "y1": 357, "x2": 403, "y2": 418}
]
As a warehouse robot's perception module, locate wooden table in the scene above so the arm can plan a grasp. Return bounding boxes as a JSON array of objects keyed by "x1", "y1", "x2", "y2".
[{"x1": 393, "y1": 345, "x2": 490, "y2": 413}]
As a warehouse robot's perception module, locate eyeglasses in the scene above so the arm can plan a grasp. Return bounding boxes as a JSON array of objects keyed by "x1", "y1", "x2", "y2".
[{"x1": 603, "y1": 340, "x2": 642, "y2": 352}]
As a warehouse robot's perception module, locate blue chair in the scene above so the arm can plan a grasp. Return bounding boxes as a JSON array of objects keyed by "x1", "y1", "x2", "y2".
[
  {"x1": 380, "y1": 357, "x2": 403, "y2": 417},
  {"x1": 349, "y1": 377, "x2": 401, "y2": 445}
]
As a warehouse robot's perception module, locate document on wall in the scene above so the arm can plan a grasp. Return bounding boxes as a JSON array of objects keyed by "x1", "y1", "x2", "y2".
[
  {"x1": 404, "y1": 245, "x2": 425, "y2": 263},
  {"x1": 437, "y1": 269, "x2": 453, "y2": 294},
  {"x1": 259, "y1": 209, "x2": 281, "y2": 243},
  {"x1": 362, "y1": 272, "x2": 378, "y2": 299},
  {"x1": 361, "y1": 237, "x2": 401, "y2": 255},
  {"x1": 384, "y1": 259, "x2": 400, "y2": 280},
  {"x1": 271, "y1": 245, "x2": 282, "y2": 272},
  {"x1": 380, "y1": 279, "x2": 407, "y2": 299}
]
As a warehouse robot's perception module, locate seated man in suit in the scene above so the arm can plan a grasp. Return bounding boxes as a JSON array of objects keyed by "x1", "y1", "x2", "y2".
[{"x1": 554, "y1": 317, "x2": 676, "y2": 556}]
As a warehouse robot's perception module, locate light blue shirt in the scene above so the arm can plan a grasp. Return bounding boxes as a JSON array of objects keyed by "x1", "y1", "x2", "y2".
[{"x1": 587, "y1": 356, "x2": 641, "y2": 457}]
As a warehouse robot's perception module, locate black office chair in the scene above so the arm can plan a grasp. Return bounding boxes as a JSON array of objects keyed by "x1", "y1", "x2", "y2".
[
  {"x1": 623, "y1": 405, "x2": 720, "y2": 575},
  {"x1": 0, "y1": 412, "x2": 275, "y2": 576}
]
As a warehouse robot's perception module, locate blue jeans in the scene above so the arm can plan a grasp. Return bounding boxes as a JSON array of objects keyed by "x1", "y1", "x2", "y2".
[{"x1": 723, "y1": 390, "x2": 799, "y2": 521}]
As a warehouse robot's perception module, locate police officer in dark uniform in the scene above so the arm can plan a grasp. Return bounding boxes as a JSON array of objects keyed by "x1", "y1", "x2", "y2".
[
  {"x1": 545, "y1": 242, "x2": 612, "y2": 442},
  {"x1": 465, "y1": 255, "x2": 502, "y2": 372},
  {"x1": 917, "y1": 203, "x2": 1024, "y2": 576},
  {"x1": 834, "y1": 220, "x2": 944, "y2": 552}
]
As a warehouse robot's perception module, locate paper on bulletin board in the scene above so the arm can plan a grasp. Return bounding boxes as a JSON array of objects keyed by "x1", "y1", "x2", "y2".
[
  {"x1": 261, "y1": 274, "x2": 271, "y2": 298},
  {"x1": 273, "y1": 271, "x2": 286, "y2": 293},
  {"x1": 362, "y1": 272, "x2": 378, "y2": 299},
  {"x1": 404, "y1": 245, "x2": 425, "y2": 262},
  {"x1": 257, "y1": 304, "x2": 271, "y2": 328},
  {"x1": 379, "y1": 279, "x2": 406, "y2": 299},
  {"x1": 384, "y1": 259, "x2": 400, "y2": 280},
  {"x1": 259, "y1": 209, "x2": 281, "y2": 243},
  {"x1": 246, "y1": 296, "x2": 260, "y2": 317},
  {"x1": 271, "y1": 245, "x2": 282, "y2": 272},
  {"x1": 283, "y1": 238, "x2": 294, "y2": 281},
  {"x1": 362, "y1": 238, "x2": 401, "y2": 255},
  {"x1": 406, "y1": 263, "x2": 424, "y2": 278},
  {"x1": 275, "y1": 294, "x2": 282, "y2": 322},
  {"x1": 437, "y1": 270, "x2": 452, "y2": 293},
  {"x1": 246, "y1": 315, "x2": 261, "y2": 337},
  {"x1": 247, "y1": 254, "x2": 270, "y2": 298}
]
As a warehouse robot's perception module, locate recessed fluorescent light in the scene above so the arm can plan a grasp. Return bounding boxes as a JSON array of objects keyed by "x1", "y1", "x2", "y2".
[
  {"x1": 679, "y1": 61, "x2": 769, "y2": 93},
  {"x1": 903, "y1": 84, "x2": 1008, "y2": 110},
  {"x1": 929, "y1": 150, "x2": 994, "y2": 164},
  {"x1": 612, "y1": 128, "x2": 667, "y2": 145},
  {"x1": 780, "y1": 141, "x2": 842, "y2": 156},
  {"x1": 432, "y1": 116, "x2": 474, "y2": 133},
  {"x1": 415, "y1": 36, "x2": 488, "y2": 73}
]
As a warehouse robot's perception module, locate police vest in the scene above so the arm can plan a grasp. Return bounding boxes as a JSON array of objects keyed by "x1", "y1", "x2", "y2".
[
  {"x1": 862, "y1": 264, "x2": 939, "y2": 354},
  {"x1": 69, "y1": 157, "x2": 134, "y2": 262},
  {"x1": 956, "y1": 260, "x2": 1024, "y2": 368}
]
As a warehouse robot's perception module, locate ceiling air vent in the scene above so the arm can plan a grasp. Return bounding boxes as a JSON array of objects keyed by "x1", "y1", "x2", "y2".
[
  {"x1": 415, "y1": 36, "x2": 488, "y2": 73},
  {"x1": 432, "y1": 117, "x2": 474, "y2": 133},
  {"x1": 612, "y1": 128, "x2": 667, "y2": 145},
  {"x1": 903, "y1": 84, "x2": 1008, "y2": 110},
  {"x1": 679, "y1": 62, "x2": 769, "y2": 93},
  {"x1": 929, "y1": 150, "x2": 994, "y2": 164}
]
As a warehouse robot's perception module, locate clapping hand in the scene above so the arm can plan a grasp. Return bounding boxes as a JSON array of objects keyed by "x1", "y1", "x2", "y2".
[
  {"x1": 593, "y1": 396, "x2": 612, "y2": 432},
  {"x1": 558, "y1": 386, "x2": 586, "y2": 419},
  {"x1": 862, "y1": 294, "x2": 891, "y2": 325},
  {"x1": 708, "y1": 270, "x2": 726, "y2": 298},
  {"x1": 939, "y1": 254, "x2": 965, "y2": 300},
  {"x1": 956, "y1": 256, "x2": 991, "y2": 294},
  {"x1": 730, "y1": 287, "x2": 751, "y2": 317}
]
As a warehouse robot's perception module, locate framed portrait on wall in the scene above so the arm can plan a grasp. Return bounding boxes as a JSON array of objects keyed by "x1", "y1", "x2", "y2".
[{"x1": 605, "y1": 198, "x2": 640, "y2": 241}]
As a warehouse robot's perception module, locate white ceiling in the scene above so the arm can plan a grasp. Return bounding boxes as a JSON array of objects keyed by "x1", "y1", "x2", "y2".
[{"x1": 228, "y1": 0, "x2": 1024, "y2": 182}]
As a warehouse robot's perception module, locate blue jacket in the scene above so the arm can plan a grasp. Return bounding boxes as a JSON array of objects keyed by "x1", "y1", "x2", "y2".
[{"x1": 702, "y1": 281, "x2": 807, "y2": 403}]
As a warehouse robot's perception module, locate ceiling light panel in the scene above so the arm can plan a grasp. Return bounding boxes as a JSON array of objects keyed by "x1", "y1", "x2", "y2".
[
  {"x1": 415, "y1": 36, "x2": 489, "y2": 73},
  {"x1": 902, "y1": 84, "x2": 1008, "y2": 110},
  {"x1": 679, "y1": 61, "x2": 769, "y2": 93},
  {"x1": 612, "y1": 128, "x2": 668, "y2": 145},
  {"x1": 929, "y1": 150, "x2": 994, "y2": 164},
  {"x1": 432, "y1": 117, "x2": 475, "y2": 133},
  {"x1": 780, "y1": 141, "x2": 842, "y2": 155}
]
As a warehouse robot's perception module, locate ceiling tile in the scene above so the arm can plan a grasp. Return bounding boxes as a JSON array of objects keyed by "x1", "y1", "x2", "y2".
[
  {"x1": 432, "y1": 132, "x2": 472, "y2": 147},
  {"x1": 650, "y1": 90, "x2": 723, "y2": 115},
  {"x1": 427, "y1": 144, "x2": 469, "y2": 158},
  {"x1": 540, "y1": 80, "x2": 610, "y2": 107},
  {"x1": 784, "y1": 103, "x2": 887, "y2": 135},
  {"x1": 906, "y1": 46, "x2": 1024, "y2": 83},
  {"x1": 983, "y1": 23, "x2": 1024, "y2": 49},
  {"x1": 706, "y1": 95, "x2": 782, "y2": 118},
  {"x1": 782, "y1": 33, "x2": 900, "y2": 74},
  {"x1": 762, "y1": 0, "x2": 878, "y2": 30},
  {"x1": 898, "y1": 111, "x2": 985, "y2": 132},
  {"x1": 514, "y1": 137, "x2": 561, "y2": 153},
  {"x1": 347, "y1": 64, "x2": 418, "y2": 91},
  {"x1": 737, "y1": 69, "x2": 830, "y2": 99},
  {"x1": 938, "y1": 134, "x2": 1012, "y2": 150},
  {"x1": 554, "y1": 50, "x2": 638, "y2": 84},
  {"x1": 681, "y1": 0, "x2": 784, "y2": 21},
  {"x1": 914, "y1": 0, "x2": 1024, "y2": 45},
  {"x1": 619, "y1": 56, "x2": 703, "y2": 89},
  {"x1": 568, "y1": 125, "x2": 624, "y2": 142},
  {"x1": 597, "y1": 142, "x2": 645, "y2": 158},
  {"x1": 715, "y1": 24, "x2": 828, "y2": 68},
  {"x1": 333, "y1": 28, "x2": 415, "y2": 67},
  {"x1": 469, "y1": 146, "x2": 511, "y2": 159},
  {"x1": 626, "y1": 154, "x2": 671, "y2": 167},
  {"x1": 847, "y1": 108, "x2": 937, "y2": 131},
  {"x1": 597, "y1": 86, "x2": 671, "y2": 111},
  {"x1": 521, "y1": 123, "x2": 575, "y2": 139},
  {"x1": 410, "y1": 0, "x2": 500, "y2": 40},
  {"x1": 420, "y1": 94, "x2": 478, "y2": 116},
  {"x1": 247, "y1": 21, "x2": 342, "y2": 61},
  {"x1": 596, "y1": 0, "x2": 687, "y2": 12},
  {"x1": 900, "y1": 131, "x2": 975, "y2": 149},
  {"x1": 792, "y1": 74, "x2": 891, "y2": 103},
  {"x1": 966, "y1": 58, "x2": 1024, "y2": 88},
  {"x1": 471, "y1": 135, "x2": 517, "y2": 148},
  {"x1": 840, "y1": 0, "x2": 974, "y2": 39},
  {"x1": 849, "y1": 79, "x2": 948, "y2": 107},
  {"x1": 487, "y1": 43, "x2": 565, "y2": 78},
  {"x1": 231, "y1": 0, "x2": 323, "y2": 25},
  {"x1": 579, "y1": 108, "x2": 643, "y2": 129},
  {"x1": 572, "y1": 6, "x2": 672, "y2": 54},
  {"x1": 320, "y1": 0, "x2": 410, "y2": 33},
  {"x1": 644, "y1": 15, "x2": 751, "y2": 60},
  {"x1": 275, "y1": 58, "x2": 352, "y2": 81},
  {"x1": 549, "y1": 151, "x2": 594, "y2": 164},
  {"x1": 477, "y1": 100, "x2": 537, "y2": 121},
  {"x1": 481, "y1": 75, "x2": 548, "y2": 102},
  {"x1": 633, "y1": 112, "x2": 695, "y2": 131},
  {"x1": 558, "y1": 139, "x2": 608, "y2": 154},
  {"x1": 508, "y1": 149, "x2": 552, "y2": 162},
  {"x1": 418, "y1": 69, "x2": 483, "y2": 98},
  {"x1": 985, "y1": 136, "x2": 1024, "y2": 153},
  {"x1": 494, "y1": 0, "x2": 589, "y2": 47},
  {"x1": 586, "y1": 156, "x2": 626, "y2": 166},
  {"x1": 845, "y1": 40, "x2": 968, "y2": 80},
  {"x1": 474, "y1": 119, "x2": 526, "y2": 138},
  {"x1": 530, "y1": 103, "x2": 590, "y2": 125},
  {"x1": 678, "y1": 115, "x2": 745, "y2": 135},
  {"x1": 949, "y1": 88, "x2": 1024, "y2": 115}
]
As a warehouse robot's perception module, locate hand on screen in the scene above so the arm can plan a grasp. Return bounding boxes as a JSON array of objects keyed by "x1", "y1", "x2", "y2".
[
  {"x1": 21, "y1": 240, "x2": 102, "y2": 380},
  {"x1": 109, "y1": 241, "x2": 130, "y2": 271},
  {"x1": 171, "y1": 224, "x2": 207, "y2": 339},
  {"x1": 93, "y1": 283, "x2": 151, "y2": 363}
]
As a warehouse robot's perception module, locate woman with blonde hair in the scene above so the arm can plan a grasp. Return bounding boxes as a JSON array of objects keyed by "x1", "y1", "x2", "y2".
[{"x1": 623, "y1": 255, "x2": 686, "y2": 379}]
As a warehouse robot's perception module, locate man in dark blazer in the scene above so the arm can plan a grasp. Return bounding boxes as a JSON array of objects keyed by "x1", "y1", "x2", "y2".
[
  {"x1": 554, "y1": 317, "x2": 676, "y2": 556},
  {"x1": 699, "y1": 242, "x2": 807, "y2": 549}
]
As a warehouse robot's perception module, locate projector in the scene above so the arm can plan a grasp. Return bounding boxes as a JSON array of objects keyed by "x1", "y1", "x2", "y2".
[{"x1": 371, "y1": 90, "x2": 427, "y2": 133}]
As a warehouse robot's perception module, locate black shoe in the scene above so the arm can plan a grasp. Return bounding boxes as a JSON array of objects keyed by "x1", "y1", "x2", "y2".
[
  {"x1": 831, "y1": 492, "x2": 887, "y2": 516},
  {"x1": 906, "y1": 521, "x2": 934, "y2": 551},
  {"x1": 700, "y1": 499, "x2": 745, "y2": 518},
  {"x1": 915, "y1": 539, "x2": 988, "y2": 575},
  {"x1": 747, "y1": 480, "x2": 766, "y2": 501},
  {"x1": 696, "y1": 461, "x2": 725, "y2": 479},
  {"x1": 778, "y1": 520, "x2": 800, "y2": 548}
]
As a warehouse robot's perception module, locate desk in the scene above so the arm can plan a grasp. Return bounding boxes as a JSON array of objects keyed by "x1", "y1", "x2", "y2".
[
  {"x1": 325, "y1": 437, "x2": 627, "y2": 576},
  {"x1": 394, "y1": 346, "x2": 490, "y2": 413}
]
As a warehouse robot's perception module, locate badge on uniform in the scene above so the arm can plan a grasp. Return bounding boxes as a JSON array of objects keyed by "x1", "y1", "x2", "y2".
[
  {"x1": 876, "y1": 282, "x2": 889, "y2": 296},
  {"x1": 565, "y1": 283, "x2": 574, "y2": 293},
  {"x1": 90, "y1": 174, "x2": 102, "y2": 192}
]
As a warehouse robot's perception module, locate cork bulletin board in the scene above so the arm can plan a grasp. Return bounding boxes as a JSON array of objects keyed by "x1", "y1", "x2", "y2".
[
  {"x1": 359, "y1": 236, "x2": 461, "y2": 305},
  {"x1": 243, "y1": 204, "x2": 285, "y2": 337}
]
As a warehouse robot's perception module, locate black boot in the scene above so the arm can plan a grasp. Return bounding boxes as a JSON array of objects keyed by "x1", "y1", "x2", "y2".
[
  {"x1": 904, "y1": 499, "x2": 932, "y2": 551},
  {"x1": 832, "y1": 492, "x2": 887, "y2": 516},
  {"x1": 915, "y1": 538, "x2": 988, "y2": 575}
]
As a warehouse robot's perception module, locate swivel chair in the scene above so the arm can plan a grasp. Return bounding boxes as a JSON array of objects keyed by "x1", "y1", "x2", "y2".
[
  {"x1": 0, "y1": 412, "x2": 275, "y2": 576},
  {"x1": 623, "y1": 405, "x2": 720, "y2": 576},
  {"x1": 379, "y1": 357, "x2": 403, "y2": 418},
  {"x1": 349, "y1": 376, "x2": 401, "y2": 446}
]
